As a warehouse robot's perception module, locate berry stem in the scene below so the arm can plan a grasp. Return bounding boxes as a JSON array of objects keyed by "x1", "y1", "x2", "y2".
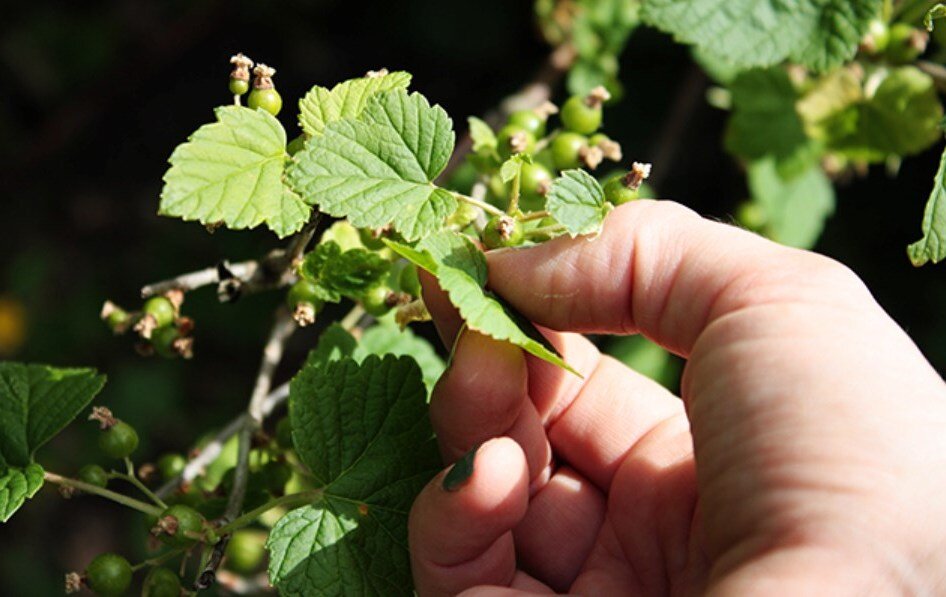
[
  {"x1": 519, "y1": 210, "x2": 551, "y2": 222},
  {"x1": 454, "y1": 192, "x2": 505, "y2": 217},
  {"x1": 524, "y1": 223, "x2": 566, "y2": 239},
  {"x1": 44, "y1": 471, "x2": 164, "y2": 517},
  {"x1": 106, "y1": 459, "x2": 168, "y2": 509},
  {"x1": 130, "y1": 548, "x2": 186, "y2": 572},
  {"x1": 507, "y1": 166, "x2": 522, "y2": 215},
  {"x1": 216, "y1": 489, "x2": 323, "y2": 536}
]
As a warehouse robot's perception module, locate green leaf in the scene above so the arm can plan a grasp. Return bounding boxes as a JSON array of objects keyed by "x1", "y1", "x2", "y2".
[
  {"x1": 270, "y1": 356, "x2": 439, "y2": 595},
  {"x1": 925, "y1": 4, "x2": 946, "y2": 31},
  {"x1": 546, "y1": 169, "x2": 612, "y2": 237},
  {"x1": 747, "y1": 157, "x2": 836, "y2": 249},
  {"x1": 385, "y1": 232, "x2": 577, "y2": 373},
  {"x1": 299, "y1": 242, "x2": 390, "y2": 301},
  {"x1": 0, "y1": 464, "x2": 43, "y2": 523},
  {"x1": 642, "y1": 0, "x2": 882, "y2": 73},
  {"x1": 353, "y1": 324, "x2": 446, "y2": 392},
  {"x1": 908, "y1": 145, "x2": 946, "y2": 266},
  {"x1": 0, "y1": 362, "x2": 106, "y2": 521},
  {"x1": 725, "y1": 68, "x2": 820, "y2": 174},
  {"x1": 304, "y1": 324, "x2": 359, "y2": 370},
  {"x1": 468, "y1": 116, "x2": 497, "y2": 155},
  {"x1": 803, "y1": 67, "x2": 943, "y2": 163},
  {"x1": 298, "y1": 71, "x2": 412, "y2": 137},
  {"x1": 159, "y1": 106, "x2": 310, "y2": 238},
  {"x1": 289, "y1": 90, "x2": 457, "y2": 241}
]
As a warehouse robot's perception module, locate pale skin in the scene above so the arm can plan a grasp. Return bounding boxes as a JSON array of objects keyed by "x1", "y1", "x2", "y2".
[{"x1": 407, "y1": 201, "x2": 946, "y2": 596}]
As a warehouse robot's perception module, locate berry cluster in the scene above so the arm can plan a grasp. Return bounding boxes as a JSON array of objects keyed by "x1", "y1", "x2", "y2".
[{"x1": 100, "y1": 291, "x2": 194, "y2": 359}]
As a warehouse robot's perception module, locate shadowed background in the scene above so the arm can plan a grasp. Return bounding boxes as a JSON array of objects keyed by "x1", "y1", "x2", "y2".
[{"x1": 1, "y1": 0, "x2": 944, "y2": 593}]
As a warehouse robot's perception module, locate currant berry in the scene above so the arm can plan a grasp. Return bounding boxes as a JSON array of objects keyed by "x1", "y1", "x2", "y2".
[
  {"x1": 142, "y1": 566, "x2": 181, "y2": 597},
  {"x1": 78, "y1": 464, "x2": 109, "y2": 488},
  {"x1": 85, "y1": 553, "x2": 132, "y2": 597},
  {"x1": 99, "y1": 421, "x2": 139, "y2": 459},
  {"x1": 248, "y1": 88, "x2": 283, "y2": 116},
  {"x1": 228, "y1": 77, "x2": 249, "y2": 96},
  {"x1": 225, "y1": 529, "x2": 268, "y2": 574},
  {"x1": 518, "y1": 162, "x2": 553, "y2": 211},
  {"x1": 551, "y1": 132, "x2": 588, "y2": 170},
  {"x1": 286, "y1": 280, "x2": 325, "y2": 311},
  {"x1": 862, "y1": 19, "x2": 890, "y2": 54},
  {"x1": 885, "y1": 23, "x2": 928, "y2": 63},
  {"x1": 275, "y1": 417, "x2": 293, "y2": 450},
  {"x1": 150, "y1": 325, "x2": 180, "y2": 359},
  {"x1": 262, "y1": 461, "x2": 292, "y2": 494},
  {"x1": 507, "y1": 109, "x2": 546, "y2": 138},
  {"x1": 482, "y1": 215, "x2": 525, "y2": 249},
  {"x1": 143, "y1": 296, "x2": 175, "y2": 329},
  {"x1": 604, "y1": 177, "x2": 640, "y2": 205},
  {"x1": 497, "y1": 124, "x2": 537, "y2": 160},
  {"x1": 157, "y1": 504, "x2": 205, "y2": 547},
  {"x1": 360, "y1": 285, "x2": 394, "y2": 317},
  {"x1": 157, "y1": 453, "x2": 186, "y2": 480}
]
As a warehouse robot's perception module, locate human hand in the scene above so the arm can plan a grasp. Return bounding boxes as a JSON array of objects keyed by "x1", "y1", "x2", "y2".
[{"x1": 407, "y1": 201, "x2": 946, "y2": 596}]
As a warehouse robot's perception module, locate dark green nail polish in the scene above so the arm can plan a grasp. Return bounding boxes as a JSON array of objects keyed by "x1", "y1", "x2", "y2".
[{"x1": 442, "y1": 443, "x2": 480, "y2": 492}]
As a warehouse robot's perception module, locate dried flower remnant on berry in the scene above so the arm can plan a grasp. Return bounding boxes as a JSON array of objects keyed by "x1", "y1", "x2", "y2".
[
  {"x1": 623, "y1": 162, "x2": 652, "y2": 190},
  {"x1": 253, "y1": 64, "x2": 277, "y2": 90},
  {"x1": 230, "y1": 53, "x2": 254, "y2": 82},
  {"x1": 64, "y1": 572, "x2": 83, "y2": 594},
  {"x1": 579, "y1": 145, "x2": 604, "y2": 169},
  {"x1": 366, "y1": 68, "x2": 389, "y2": 78},
  {"x1": 586, "y1": 85, "x2": 612, "y2": 107},
  {"x1": 89, "y1": 406, "x2": 117, "y2": 430}
]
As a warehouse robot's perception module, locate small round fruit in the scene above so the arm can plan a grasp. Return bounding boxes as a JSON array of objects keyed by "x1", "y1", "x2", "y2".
[
  {"x1": 142, "y1": 566, "x2": 181, "y2": 597},
  {"x1": 497, "y1": 125, "x2": 537, "y2": 160},
  {"x1": 99, "y1": 421, "x2": 139, "y2": 459},
  {"x1": 551, "y1": 132, "x2": 588, "y2": 170},
  {"x1": 158, "y1": 504, "x2": 205, "y2": 547},
  {"x1": 143, "y1": 296, "x2": 175, "y2": 328},
  {"x1": 151, "y1": 325, "x2": 180, "y2": 359},
  {"x1": 482, "y1": 215, "x2": 525, "y2": 249},
  {"x1": 398, "y1": 264, "x2": 422, "y2": 297},
  {"x1": 507, "y1": 109, "x2": 546, "y2": 138},
  {"x1": 604, "y1": 177, "x2": 640, "y2": 205},
  {"x1": 863, "y1": 19, "x2": 890, "y2": 54},
  {"x1": 518, "y1": 162, "x2": 553, "y2": 211},
  {"x1": 157, "y1": 453, "x2": 186, "y2": 480},
  {"x1": 886, "y1": 23, "x2": 928, "y2": 63},
  {"x1": 105, "y1": 307, "x2": 129, "y2": 332},
  {"x1": 85, "y1": 553, "x2": 132, "y2": 597},
  {"x1": 588, "y1": 133, "x2": 610, "y2": 147},
  {"x1": 262, "y1": 461, "x2": 292, "y2": 494},
  {"x1": 360, "y1": 285, "x2": 393, "y2": 317},
  {"x1": 225, "y1": 529, "x2": 268, "y2": 574},
  {"x1": 561, "y1": 95, "x2": 602, "y2": 134},
  {"x1": 78, "y1": 464, "x2": 109, "y2": 488},
  {"x1": 286, "y1": 280, "x2": 325, "y2": 313},
  {"x1": 229, "y1": 77, "x2": 250, "y2": 96},
  {"x1": 248, "y1": 88, "x2": 283, "y2": 116},
  {"x1": 275, "y1": 417, "x2": 293, "y2": 450}
]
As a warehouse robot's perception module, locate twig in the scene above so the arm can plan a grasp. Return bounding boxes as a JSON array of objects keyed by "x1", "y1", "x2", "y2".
[
  {"x1": 216, "y1": 490, "x2": 322, "y2": 536},
  {"x1": 140, "y1": 260, "x2": 259, "y2": 298},
  {"x1": 455, "y1": 192, "x2": 505, "y2": 217},
  {"x1": 44, "y1": 471, "x2": 164, "y2": 517}
]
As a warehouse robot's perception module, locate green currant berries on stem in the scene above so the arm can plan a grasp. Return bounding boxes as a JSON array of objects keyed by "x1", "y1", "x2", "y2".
[
  {"x1": 85, "y1": 553, "x2": 132, "y2": 597},
  {"x1": 885, "y1": 24, "x2": 928, "y2": 64},
  {"x1": 518, "y1": 162, "x2": 553, "y2": 211},
  {"x1": 497, "y1": 124, "x2": 537, "y2": 160},
  {"x1": 248, "y1": 63, "x2": 282, "y2": 116},
  {"x1": 225, "y1": 529, "x2": 268, "y2": 574},
  {"x1": 360, "y1": 285, "x2": 394, "y2": 317},
  {"x1": 142, "y1": 567, "x2": 181, "y2": 597},
  {"x1": 150, "y1": 325, "x2": 181, "y2": 359},
  {"x1": 287, "y1": 279, "x2": 325, "y2": 327},
  {"x1": 604, "y1": 162, "x2": 653, "y2": 206},
  {"x1": 507, "y1": 109, "x2": 547, "y2": 138},
  {"x1": 99, "y1": 421, "x2": 139, "y2": 460},
  {"x1": 157, "y1": 453, "x2": 186, "y2": 480},
  {"x1": 229, "y1": 52, "x2": 254, "y2": 98},
  {"x1": 560, "y1": 86, "x2": 611, "y2": 135},
  {"x1": 78, "y1": 464, "x2": 109, "y2": 488},
  {"x1": 143, "y1": 296, "x2": 175, "y2": 329},
  {"x1": 551, "y1": 132, "x2": 588, "y2": 170},
  {"x1": 483, "y1": 215, "x2": 525, "y2": 249},
  {"x1": 155, "y1": 504, "x2": 205, "y2": 547}
]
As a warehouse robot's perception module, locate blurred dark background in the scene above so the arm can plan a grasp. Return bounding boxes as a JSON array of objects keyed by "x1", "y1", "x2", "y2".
[{"x1": 1, "y1": 0, "x2": 944, "y2": 593}]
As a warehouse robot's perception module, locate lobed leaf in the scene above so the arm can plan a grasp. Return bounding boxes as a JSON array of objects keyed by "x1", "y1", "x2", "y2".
[
  {"x1": 908, "y1": 145, "x2": 946, "y2": 266},
  {"x1": 299, "y1": 242, "x2": 390, "y2": 301},
  {"x1": 298, "y1": 71, "x2": 412, "y2": 137},
  {"x1": 546, "y1": 169, "x2": 612, "y2": 237},
  {"x1": 0, "y1": 464, "x2": 43, "y2": 523}
]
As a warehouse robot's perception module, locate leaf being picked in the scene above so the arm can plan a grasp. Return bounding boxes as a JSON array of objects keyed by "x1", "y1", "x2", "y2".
[
  {"x1": 298, "y1": 71, "x2": 412, "y2": 136},
  {"x1": 160, "y1": 106, "x2": 310, "y2": 238},
  {"x1": 268, "y1": 355, "x2": 440, "y2": 595},
  {"x1": 908, "y1": 145, "x2": 946, "y2": 266},
  {"x1": 0, "y1": 363, "x2": 106, "y2": 521},
  {"x1": 546, "y1": 169, "x2": 612, "y2": 237},
  {"x1": 747, "y1": 157, "x2": 836, "y2": 249},
  {"x1": 642, "y1": 0, "x2": 882, "y2": 73},
  {"x1": 385, "y1": 232, "x2": 576, "y2": 373},
  {"x1": 289, "y1": 90, "x2": 457, "y2": 241}
]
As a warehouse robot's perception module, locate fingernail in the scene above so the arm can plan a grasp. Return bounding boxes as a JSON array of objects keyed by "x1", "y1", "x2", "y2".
[{"x1": 442, "y1": 443, "x2": 480, "y2": 492}]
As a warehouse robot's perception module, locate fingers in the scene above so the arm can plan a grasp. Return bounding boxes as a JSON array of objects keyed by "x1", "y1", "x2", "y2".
[
  {"x1": 409, "y1": 438, "x2": 529, "y2": 597},
  {"x1": 487, "y1": 200, "x2": 842, "y2": 356}
]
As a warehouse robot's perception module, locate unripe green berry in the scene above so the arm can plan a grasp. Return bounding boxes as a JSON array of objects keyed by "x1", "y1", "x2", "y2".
[
  {"x1": 157, "y1": 453, "x2": 186, "y2": 480},
  {"x1": 248, "y1": 88, "x2": 283, "y2": 116},
  {"x1": 550, "y1": 132, "x2": 588, "y2": 170},
  {"x1": 142, "y1": 566, "x2": 181, "y2": 597},
  {"x1": 482, "y1": 215, "x2": 525, "y2": 249},
  {"x1": 360, "y1": 285, "x2": 393, "y2": 317},
  {"x1": 862, "y1": 19, "x2": 890, "y2": 54},
  {"x1": 497, "y1": 125, "x2": 537, "y2": 160},
  {"x1": 143, "y1": 296, "x2": 175, "y2": 329},
  {"x1": 229, "y1": 77, "x2": 250, "y2": 96},
  {"x1": 561, "y1": 95, "x2": 602, "y2": 134},
  {"x1": 507, "y1": 109, "x2": 546, "y2": 138},
  {"x1": 604, "y1": 177, "x2": 640, "y2": 205},
  {"x1": 157, "y1": 504, "x2": 205, "y2": 547},
  {"x1": 287, "y1": 280, "x2": 325, "y2": 312},
  {"x1": 78, "y1": 464, "x2": 109, "y2": 488},
  {"x1": 518, "y1": 162, "x2": 553, "y2": 211},
  {"x1": 885, "y1": 23, "x2": 928, "y2": 64},
  {"x1": 151, "y1": 325, "x2": 180, "y2": 359},
  {"x1": 85, "y1": 553, "x2": 132, "y2": 597},
  {"x1": 99, "y1": 421, "x2": 139, "y2": 459},
  {"x1": 225, "y1": 529, "x2": 268, "y2": 574}
]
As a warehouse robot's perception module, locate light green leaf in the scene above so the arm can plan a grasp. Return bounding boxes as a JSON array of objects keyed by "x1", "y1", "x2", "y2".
[
  {"x1": 353, "y1": 324, "x2": 445, "y2": 392},
  {"x1": 319, "y1": 221, "x2": 365, "y2": 252},
  {"x1": 269, "y1": 356, "x2": 439, "y2": 595},
  {"x1": 468, "y1": 116, "x2": 497, "y2": 155},
  {"x1": 805, "y1": 67, "x2": 943, "y2": 163},
  {"x1": 298, "y1": 71, "x2": 412, "y2": 137},
  {"x1": 289, "y1": 90, "x2": 457, "y2": 241},
  {"x1": 159, "y1": 106, "x2": 310, "y2": 238},
  {"x1": 304, "y1": 324, "x2": 359, "y2": 370},
  {"x1": 725, "y1": 68, "x2": 820, "y2": 174},
  {"x1": 642, "y1": 0, "x2": 882, "y2": 73},
  {"x1": 908, "y1": 145, "x2": 946, "y2": 266},
  {"x1": 747, "y1": 157, "x2": 836, "y2": 249},
  {"x1": 0, "y1": 362, "x2": 106, "y2": 521},
  {"x1": 385, "y1": 232, "x2": 576, "y2": 373},
  {"x1": 925, "y1": 4, "x2": 946, "y2": 31},
  {"x1": 546, "y1": 169, "x2": 612, "y2": 237},
  {"x1": 299, "y1": 242, "x2": 390, "y2": 301},
  {"x1": 0, "y1": 464, "x2": 43, "y2": 523}
]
